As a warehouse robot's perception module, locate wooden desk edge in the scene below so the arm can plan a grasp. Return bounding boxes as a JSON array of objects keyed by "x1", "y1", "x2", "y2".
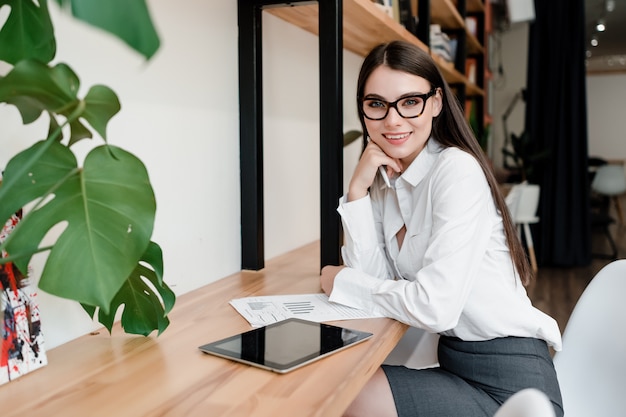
[{"x1": 0, "y1": 242, "x2": 408, "y2": 417}]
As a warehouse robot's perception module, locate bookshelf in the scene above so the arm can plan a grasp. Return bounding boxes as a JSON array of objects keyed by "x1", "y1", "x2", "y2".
[
  {"x1": 238, "y1": 0, "x2": 487, "y2": 271},
  {"x1": 268, "y1": 0, "x2": 485, "y2": 96}
]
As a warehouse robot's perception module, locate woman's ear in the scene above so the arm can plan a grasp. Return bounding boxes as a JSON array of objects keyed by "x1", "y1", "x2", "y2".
[{"x1": 432, "y1": 88, "x2": 443, "y2": 117}]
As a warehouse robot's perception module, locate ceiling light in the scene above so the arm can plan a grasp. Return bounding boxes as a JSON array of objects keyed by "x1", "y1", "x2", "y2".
[
  {"x1": 606, "y1": 0, "x2": 615, "y2": 12},
  {"x1": 596, "y1": 20, "x2": 606, "y2": 32},
  {"x1": 591, "y1": 36, "x2": 599, "y2": 47}
]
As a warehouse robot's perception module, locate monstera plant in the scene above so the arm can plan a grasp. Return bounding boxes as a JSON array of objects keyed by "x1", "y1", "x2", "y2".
[{"x1": 0, "y1": 0, "x2": 175, "y2": 336}]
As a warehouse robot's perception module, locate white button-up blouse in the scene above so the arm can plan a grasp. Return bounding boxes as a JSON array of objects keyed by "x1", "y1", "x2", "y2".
[{"x1": 329, "y1": 139, "x2": 562, "y2": 350}]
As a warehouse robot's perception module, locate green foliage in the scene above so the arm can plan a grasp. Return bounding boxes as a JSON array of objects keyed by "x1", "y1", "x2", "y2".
[
  {"x1": 468, "y1": 98, "x2": 490, "y2": 152},
  {"x1": 53, "y1": 0, "x2": 160, "y2": 60},
  {"x1": 82, "y1": 242, "x2": 175, "y2": 336},
  {"x1": 0, "y1": 60, "x2": 119, "y2": 143},
  {"x1": 0, "y1": 0, "x2": 56, "y2": 64},
  {"x1": 0, "y1": 0, "x2": 174, "y2": 336},
  {"x1": 502, "y1": 131, "x2": 551, "y2": 183},
  {"x1": 343, "y1": 130, "x2": 362, "y2": 147}
]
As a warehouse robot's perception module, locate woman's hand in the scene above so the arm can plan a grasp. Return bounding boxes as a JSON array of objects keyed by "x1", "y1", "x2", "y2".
[
  {"x1": 320, "y1": 265, "x2": 346, "y2": 296},
  {"x1": 348, "y1": 139, "x2": 402, "y2": 201}
]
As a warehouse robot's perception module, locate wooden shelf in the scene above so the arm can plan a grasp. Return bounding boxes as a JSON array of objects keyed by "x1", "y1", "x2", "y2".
[
  {"x1": 465, "y1": 0, "x2": 485, "y2": 13},
  {"x1": 267, "y1": 0, "x2": 483, "y2": 97},
  {"x1": 267, "y1": 0, "x2": 426, "y2": 56}
]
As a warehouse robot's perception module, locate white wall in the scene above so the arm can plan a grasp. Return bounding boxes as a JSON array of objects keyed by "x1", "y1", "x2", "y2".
[
  {"x1": 262, "y1": 12, "x2": 363, "y2": 257},
  {"x1": 0, "y1": 1, "x2": 363, "y2": 348},
  {"x1": 490, "y1": 23, "x2": 530, "y2": 170},
  {"x1": 586, "y1": 73, "x2": 626, "y2": 161}
]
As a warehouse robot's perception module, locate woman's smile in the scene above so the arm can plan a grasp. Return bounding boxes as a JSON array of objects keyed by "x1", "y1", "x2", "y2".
[{"x1": 383, "y1": 131, "x2": 412, "y2": 144}]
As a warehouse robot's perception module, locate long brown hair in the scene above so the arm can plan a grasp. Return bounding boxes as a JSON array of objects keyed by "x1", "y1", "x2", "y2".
[{"x1": 356, "y1": 40, "x2": 533, "y2": 285}]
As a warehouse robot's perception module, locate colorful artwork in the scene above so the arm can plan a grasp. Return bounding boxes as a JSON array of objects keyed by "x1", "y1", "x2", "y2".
[{"x1": 1, "y1": 214, "x2": 47, "y2": 385}]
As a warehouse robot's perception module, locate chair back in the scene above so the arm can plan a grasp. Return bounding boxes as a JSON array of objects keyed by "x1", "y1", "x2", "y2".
[
  {"x1": 493, "y1": 388, "x2": 556, "y2": 417},
  {"x1": 552, "y1": 259, "x2": 626, "y2": 417},
  {"x1": 505, "y1": 182, "x2": 540, "y2": 223},
  {"x1": 591, "y1": 164, "x2": 626, "y2": 196}
]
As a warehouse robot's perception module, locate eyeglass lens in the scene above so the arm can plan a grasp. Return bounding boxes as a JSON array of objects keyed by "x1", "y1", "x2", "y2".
[{"x1": 362, "y1": 90, "x2": 435, "y2": 120}]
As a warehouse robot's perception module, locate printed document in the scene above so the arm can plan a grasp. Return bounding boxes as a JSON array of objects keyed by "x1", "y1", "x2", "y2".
[{"x1": 230, "y1": 293, "x2": 383, "y2": 327}]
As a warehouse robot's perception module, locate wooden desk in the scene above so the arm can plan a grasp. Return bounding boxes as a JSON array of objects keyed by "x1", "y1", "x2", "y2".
[{"x1": 0, "y1": 242, "x2": 407, "y2": 417}]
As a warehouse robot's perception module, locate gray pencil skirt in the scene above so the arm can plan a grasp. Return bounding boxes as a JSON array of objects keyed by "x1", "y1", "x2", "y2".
[{"x1": 382, "y1": 336, "x2": 564, "y2": 417}]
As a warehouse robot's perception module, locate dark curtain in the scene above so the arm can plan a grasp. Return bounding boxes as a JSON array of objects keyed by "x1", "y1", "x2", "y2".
[{"x1": 525, "y1": 0, "x2": 591, "y2": 266}]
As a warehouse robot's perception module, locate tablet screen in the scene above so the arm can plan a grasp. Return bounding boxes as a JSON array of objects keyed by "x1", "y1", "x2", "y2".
[{"x1": 198, "y1": 318, "x2": 373, "y2": 373}]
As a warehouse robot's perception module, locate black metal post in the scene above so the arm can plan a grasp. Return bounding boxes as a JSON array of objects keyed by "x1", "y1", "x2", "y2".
[
  {"x1": 416, "y1": 0, "x2": 430, "y2": 47},
  {"x1": 237, "y1": 0, "x2": 343, "y2": 271},
  {"x1": 319, "y1": 0, "x2": 343, "y2": 269},
  {"x1": 238, "y1": 0, "x2": 265, "y2": 270}
]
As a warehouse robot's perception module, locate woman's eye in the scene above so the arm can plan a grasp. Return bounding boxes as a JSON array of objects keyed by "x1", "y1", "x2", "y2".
[
  {"x1": 402, "y1": 98, "x2": 420, "y2": 107},
  {"x1": 368, "y1": 100, "x2": 386, "y2": 109}
]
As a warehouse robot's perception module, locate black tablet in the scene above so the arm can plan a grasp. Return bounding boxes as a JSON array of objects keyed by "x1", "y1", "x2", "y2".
[{"x1": 198, "y1": 318, "x2": 373, "y2": 373}]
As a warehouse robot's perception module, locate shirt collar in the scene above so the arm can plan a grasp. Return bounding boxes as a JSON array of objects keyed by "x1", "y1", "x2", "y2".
[{"x1": 398, "y1": 138, "x2": 444, "y2": 187}]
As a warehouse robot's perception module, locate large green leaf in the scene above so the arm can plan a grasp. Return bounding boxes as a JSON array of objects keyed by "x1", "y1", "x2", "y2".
[
  {"x1": 0, "y1": 60, "x2": 78, "y2": 124},
  {"x1": 78, "y1": 85, "x2": 122, "y2": 144},
  {"x1": 0, "y1": 59, "x2": 120, "y2": 144},
  {"x1": 0, "y1": 141, "x2": 75, "y2": 231},
  {"x1": 55, "y1": 0, "x2": 160, "y2": 59},
  {"x1": 0, "y1": 142, "x2": 156, "y2": 311},
  {"x1": 0, "y1": 0, "x2": 56, "y2": 65},
  {"x1": 84, "y1": 241, "x2": 175, "y2": 336}
]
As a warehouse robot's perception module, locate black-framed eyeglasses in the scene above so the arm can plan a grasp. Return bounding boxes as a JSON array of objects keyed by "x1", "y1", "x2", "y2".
[{"x1": 360, "y1": 88, "x2": 437, "y2": 120}]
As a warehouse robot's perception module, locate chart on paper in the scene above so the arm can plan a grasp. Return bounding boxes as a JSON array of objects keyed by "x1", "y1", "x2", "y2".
[
  {"x1": 229, "y1": 293, "x2": 383, "y2": 327},
  {"x1": 283, "y1": 300, "x2": 315, "y2": 315}
]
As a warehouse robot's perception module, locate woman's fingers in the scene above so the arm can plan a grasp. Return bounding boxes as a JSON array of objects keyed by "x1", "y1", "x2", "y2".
[{"x1": 364, "y1": 140, "x2": 402, "y2": 173}]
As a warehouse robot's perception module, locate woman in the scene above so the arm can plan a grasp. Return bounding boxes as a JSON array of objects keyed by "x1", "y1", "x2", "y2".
[{"x1": 320, "y1": 41, "x2": 563, "y2": 417}]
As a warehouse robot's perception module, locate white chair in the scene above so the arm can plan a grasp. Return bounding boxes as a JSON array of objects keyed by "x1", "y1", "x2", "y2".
[
  {"x1": 493, "y1": 388, "x2": 556, "y2": 417},
  {"x1": 552, "y1": 259, "x2": 626, "y2": 417},
  {"x1": 505, "y1": 182, "x2": 541, "y2": 272},
  {"x1": 591, "y1": 164, "x2": 626, "y2": 225}
]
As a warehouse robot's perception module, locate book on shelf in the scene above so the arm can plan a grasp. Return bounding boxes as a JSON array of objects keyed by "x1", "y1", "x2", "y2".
[
  {"x1": 430, "y1": 24, "x2": 453, "y2": 63},
  {"x1": 392, "y1": 0, "x2": 400, "y2": 23},
  {"x1": 465, "y1": 16, "x2": 478, "y2": 37},
  {"x1": 464, "y1": 98, "x2": 473, "y2": 120},
  {"x1": 465, "y1": 57, "x2": 477, "y2": 84},
  {"x1": 398, "y1": 0, "x2": 417, "y2": 33},
  {"x1": 373, "y1": 0, "x2": 417, "y2": 33},
  {"x1": 373, "y1": 0, "x2": 394, "y2": 19}
]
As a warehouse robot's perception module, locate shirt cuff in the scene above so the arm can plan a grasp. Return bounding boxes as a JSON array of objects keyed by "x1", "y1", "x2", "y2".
[{"x1": 329, "y1": 267, "x2": 384, "y2": 313}]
